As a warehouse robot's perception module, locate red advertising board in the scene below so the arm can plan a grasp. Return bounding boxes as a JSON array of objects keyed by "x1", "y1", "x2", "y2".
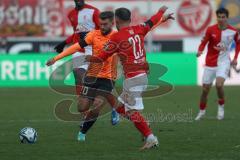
[
  {"x1": 0, "y1": 0, "x2": 217, "y2": 39},
  {"x1": 0, "y1": 0, "x2": 65, "y2": 37}
]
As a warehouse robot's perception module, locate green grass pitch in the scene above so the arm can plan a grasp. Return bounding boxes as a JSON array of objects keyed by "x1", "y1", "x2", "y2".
[{"x1": 0, "y1": 86, "x2": 240, "y2": 160}]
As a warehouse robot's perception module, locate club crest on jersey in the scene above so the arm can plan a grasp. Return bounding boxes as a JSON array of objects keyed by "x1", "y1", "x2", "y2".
[
  {"x1": 129, "y1": 29, "x2": 134, "y2": 35},
  {"x1": 216, "y1": 42, "x2": 227, "y2": 53}
]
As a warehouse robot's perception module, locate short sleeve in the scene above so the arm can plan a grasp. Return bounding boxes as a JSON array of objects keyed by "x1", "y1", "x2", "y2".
[{"x1": 84, "y1": 31, "x2": 95, "y2": 45}]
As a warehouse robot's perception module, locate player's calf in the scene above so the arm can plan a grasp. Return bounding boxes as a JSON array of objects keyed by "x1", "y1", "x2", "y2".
[
  {"x1": 77, "y1": 96, "x2": 91, "y2": 113},
  {"x1": 78, "y1": 96, "x2": 105, "y2": 141},
  {"x1": 126, "y1": 110, "x2": 158, "y2": 150},
  {"x1": 216, "y1": 77, "x2": 225, "y2": 120},
  {"x1": 195, "y1": 84, "x2": 211, "y2": 121}
]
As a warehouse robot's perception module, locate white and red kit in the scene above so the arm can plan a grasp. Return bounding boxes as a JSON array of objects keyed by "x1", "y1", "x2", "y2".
[
  {"x1": 96, "y1": 10, "x2": 165, "y2": 111},
  {"x1": 198, "y1": 24, "x2": 240, "y2": 84},
  {"x1": 67, "y1": 4, "x2": 100, "y2": 69}
]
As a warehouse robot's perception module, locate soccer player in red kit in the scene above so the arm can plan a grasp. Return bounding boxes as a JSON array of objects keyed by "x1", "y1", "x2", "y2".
[
  {"x1": 195, "y1": 8, "x2": 240, "y2": 121},
  {"x1": 86, "y1": 7, "x2": 174, "y2": 150}
]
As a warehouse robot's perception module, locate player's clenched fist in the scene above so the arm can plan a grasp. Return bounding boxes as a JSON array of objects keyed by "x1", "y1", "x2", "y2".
[
  {"x1": 196, "y1": 51, "x2": 203, "y2": 57},
  {"x1": 161, "y1": 13, "x2": 175, "y2": 23},
  {"x1": 46, "y1": 58, "x2": 56, "y2": 66},
  {"x1": 231, "y1": 59, "x2": 238, "y2": 67},
  {"x1": 159, "y1": 6, "x2": 168, "y2": 12},
  {"x1": 54, "y1": 41, "x2": 66, "y2": 53}
]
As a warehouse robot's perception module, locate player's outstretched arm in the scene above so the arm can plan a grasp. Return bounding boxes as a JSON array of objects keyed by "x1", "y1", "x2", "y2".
[
  {"x1": 144, "y1": 6, "x2": 168, "y2": 30},
  {"x1": 150, "y1": 13, "x2": 175, "y2": 31},
  {"x1": 46, "y1": 43, "x2": 82, "y2": 66},
  {"x1": 161, "y1": 13, "x2": 175, "y2": 23}
]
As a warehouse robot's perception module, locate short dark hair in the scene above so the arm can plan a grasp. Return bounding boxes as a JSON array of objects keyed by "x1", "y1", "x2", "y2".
[
  {"x1": 115, "y1": 8, "x2": 131, "y2": 21},
  {"x1": 99, "y1": 11, "x2": 114, "y2": 21},
  {"x1": 216, "y1": 8, "x2": 229, "y2": 18}
]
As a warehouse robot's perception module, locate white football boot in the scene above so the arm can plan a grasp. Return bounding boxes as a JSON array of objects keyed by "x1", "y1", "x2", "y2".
[
  {"x1": 217, "y1": 105, "x2": 224, "y2": 120},
  {"x1": 195, "y1": 110, "x2": 206, "y2": 121},
  {"x1": 140, "y1": 134, "x2": 159, "y2": 150}
]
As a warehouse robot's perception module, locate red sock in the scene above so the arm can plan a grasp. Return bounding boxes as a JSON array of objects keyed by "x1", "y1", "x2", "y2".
[
  {"x1": 200, "y1": 102, "x2": 207, "y2": 110},
  {"x1": 129, "y1": 112, "x2": 152, "y2": 137},
  {"x1": 218, "y1": 99, "x2": 225, "y2": 106},
  {"x1": 116, "y1": 105, "x2": 126, "y2": 115}
]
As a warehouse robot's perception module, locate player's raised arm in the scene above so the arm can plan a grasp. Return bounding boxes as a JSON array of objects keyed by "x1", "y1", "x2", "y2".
[
  {"x1": 46, "y1": 31, "x2": 95, "y2": 66},
  {"x1": 143, "y1": 6, "x2": 168, "y2": 31},
  {"x1": 197, "y1": 27, "x2": 211, "y2": 57}
]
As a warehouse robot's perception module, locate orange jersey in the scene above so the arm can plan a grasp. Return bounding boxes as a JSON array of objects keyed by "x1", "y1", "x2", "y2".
[{"x1": 85, "y1": 30, "x2": 117, "y2": 80}]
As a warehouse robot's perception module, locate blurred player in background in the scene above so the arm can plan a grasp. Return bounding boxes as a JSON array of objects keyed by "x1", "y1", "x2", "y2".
[
  {"x1": 55, "y1": 0, "x2": 99, "y2": 83},
  {"x1": 86, "y1": 6, "x2": 174, "y2": 150},
  {"x1": 195, "y1": 8, "x2": 240, "y2": 121},
  {"x1": 47, "y1": 11, "x2": 118, "y2": 141},
  {"x1": 54, "y1": 0, "x2": 119, "y2": 124}
]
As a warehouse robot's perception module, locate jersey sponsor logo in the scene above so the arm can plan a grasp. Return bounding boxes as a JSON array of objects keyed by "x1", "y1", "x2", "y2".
[
  {"x1": 177, "y1": 0, "x2": 212, "y2": 34},
  {"x1": 103, "y1": 41, "x2": 118, "y2": 53},
  {"x1": 215, "y1": 42, "x2": 227, "y2": 53}
]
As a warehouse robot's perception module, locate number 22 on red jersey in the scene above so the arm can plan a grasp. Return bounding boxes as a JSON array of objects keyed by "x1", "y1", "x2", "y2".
[{"x1": 128, "y1": 34, "x2": 145, "y2": 63}]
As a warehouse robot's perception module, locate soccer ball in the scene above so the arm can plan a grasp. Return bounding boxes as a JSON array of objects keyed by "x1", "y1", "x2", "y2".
[{"x1": 19, "y1": 127, "x2": 38, "y2": 144}]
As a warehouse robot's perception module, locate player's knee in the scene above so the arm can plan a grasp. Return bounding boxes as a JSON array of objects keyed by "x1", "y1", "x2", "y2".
[
  {"x1": 216, "y1": 77, "x2": 225, "y2": 88},
  {"x1": 77, "y1": 104, "x2": 88, "y2": 113},
  {"x1": 89, "y1": 109, "x2": 100, "y2": 119},
  {"x1": 202, "y1": 86, "x2": 210, "y2": 93},
  {"x1": 77, "y1": 98, "x2": 89, "y2": 113},
  {"x1": 73, "y1": 68, "x2": 86, "y2": 85},
  {"x1": 216, "y1": 83, "x2": 223, "y2": 89},
  {"x1": 93, "y1": 97, "x2": 105, "y2": 108}
]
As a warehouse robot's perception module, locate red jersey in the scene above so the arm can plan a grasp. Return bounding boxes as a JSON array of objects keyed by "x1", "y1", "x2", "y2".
[
  {"x1": 66, "y1": 4, "x2": 100, "y2": 45},
  {"x1": 198, "y1": 24, "x2": 240, "y2": 67},
  {"x1": 97, "y1": 10, "x2": 165, "y2": 79}
]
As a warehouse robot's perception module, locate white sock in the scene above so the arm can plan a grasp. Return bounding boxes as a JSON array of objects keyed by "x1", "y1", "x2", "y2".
[
  {"x1": 200, "y1": 110, "x2": 206, "y2": 114},
  {"x1": 218, "y1": 105, "x2": 224, "y2": 108},
  {"x1": 146, "y1": 134, "x2": 155, "y2": 140}
]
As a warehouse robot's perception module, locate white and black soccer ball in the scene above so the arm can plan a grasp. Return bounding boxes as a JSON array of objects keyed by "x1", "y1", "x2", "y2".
[{"x1": 19, "y1": 127, "x2": 37, "y2": 144}]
